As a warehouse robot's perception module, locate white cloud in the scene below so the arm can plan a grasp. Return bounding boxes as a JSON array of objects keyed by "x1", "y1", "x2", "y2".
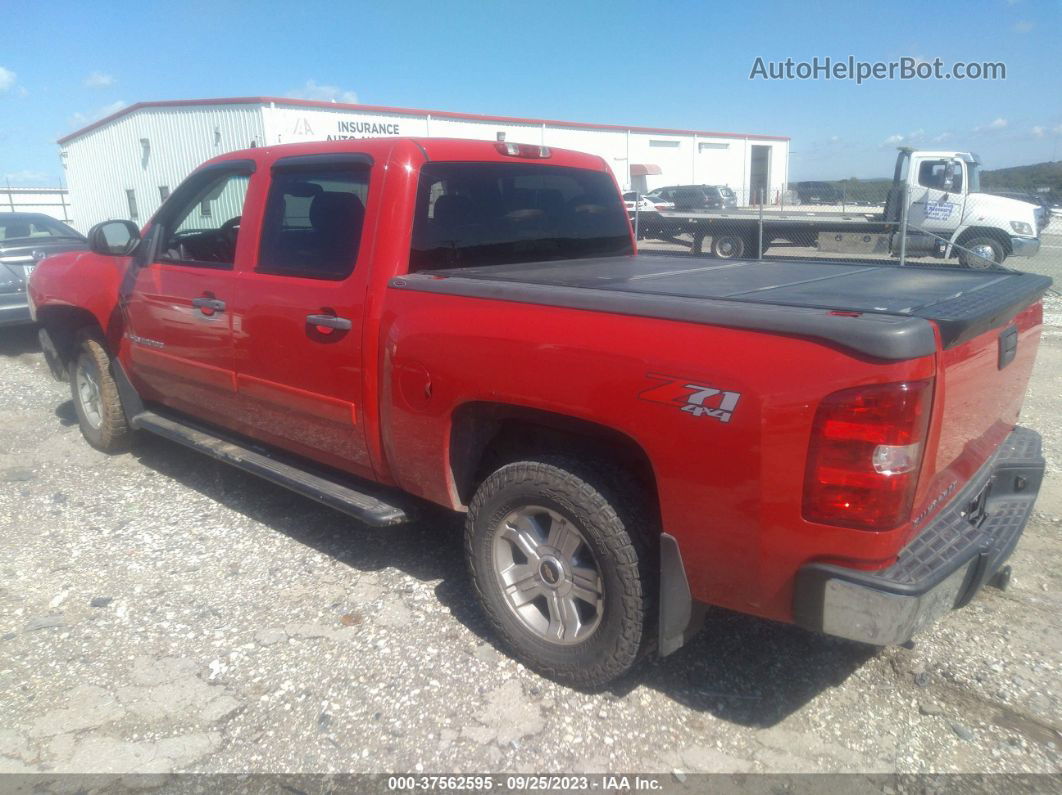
[
  {"x1": 974, "y1": 117, "x2": 1008, "y2": 133},
  {"x1": 4, "y1": 169, "x2": 48, "y2": 185},
  {"x1": 83, "y1": 71, "x2": 115, "y2": 88},
  {"x1": 69, "y1": 100, "x2": 127, "y2": 128},
  {"x1": 882, "y1": 129, "x2": 926, "y2": 147},
  {"x1": 933, "y1": 132, "x2": 953, "y2": 143},
  {"x1": 1053, "y1": 124, "x2": 1062, "y2": 135},
  {"x1": 0, "y1": 66, "x2": 16, "y2": 92},
  {"x1": 287, "y1": 79, "x2": 358, "y2": 104},
  {"x1": 1031, "y1": 125, "x2": 1045, "y2": 138},
  {"x1": 1013, "y1": 20, "x2": 1034, "y2": 33}
]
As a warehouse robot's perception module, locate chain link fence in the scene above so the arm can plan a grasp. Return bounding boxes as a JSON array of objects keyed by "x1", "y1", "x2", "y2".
[{"x1": 627, "y1": 158, "x2": 1060, "y2": 278}]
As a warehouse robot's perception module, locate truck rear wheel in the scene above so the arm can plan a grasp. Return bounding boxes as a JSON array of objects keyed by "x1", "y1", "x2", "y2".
[
  {"x1": 465, "y1": 457, "x2": 653, "y2": 688},
  {"x1": 69, "y1": 330, "x2": 131, "y2": 453},
  {"x1": 711, "y1": 233, "x2": 746, "y2": 258},
  {"x1": 958, "y1": 237, "x2": 1004, "y2": 269}
]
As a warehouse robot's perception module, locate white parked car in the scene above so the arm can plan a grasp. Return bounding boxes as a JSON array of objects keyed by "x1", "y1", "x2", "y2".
[{"x1": 623, "y1": 192, "x2": 673, "y2": 212}]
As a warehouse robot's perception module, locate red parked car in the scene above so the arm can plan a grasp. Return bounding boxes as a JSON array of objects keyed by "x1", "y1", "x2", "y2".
[{"x1": 28, "y1": 138, "x2": 1049, "y2": 687}]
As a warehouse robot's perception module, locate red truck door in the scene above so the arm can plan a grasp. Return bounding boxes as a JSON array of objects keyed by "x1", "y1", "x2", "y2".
[
  {"x1": 233, "y1": 153, "x2": 376, "y2": 478},
  {"x1": 123, "y1": 162, "x2": 254, "y2": 425}
]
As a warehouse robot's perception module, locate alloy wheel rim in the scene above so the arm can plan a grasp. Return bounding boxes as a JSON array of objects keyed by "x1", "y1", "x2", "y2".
[
  {"x1": 716, "y1": 237, "x2": 739, "y2": 257},
  {"x1": 969, "y1": 244, "x2": 997, "y2": 268},
  {"x1": 491, "y1": 505, "x2": 605, "y2": 645},
  {"x1": 76, "y1": 357, "x2": 103, "y2": 429}
]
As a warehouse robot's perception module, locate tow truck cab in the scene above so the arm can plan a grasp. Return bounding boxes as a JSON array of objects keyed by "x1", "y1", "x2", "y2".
[{"x1": 887, "y1": 147, "x2": 1042, "y2": 265}]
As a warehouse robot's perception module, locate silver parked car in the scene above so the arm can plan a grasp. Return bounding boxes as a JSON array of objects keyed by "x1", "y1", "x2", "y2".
[{"x1": 0, "y1": 214, "x2": 87, "y2": 327}]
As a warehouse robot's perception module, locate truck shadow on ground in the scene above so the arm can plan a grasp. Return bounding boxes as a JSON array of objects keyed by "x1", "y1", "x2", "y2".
[
  {"x1": 0, "y1": 324, "x2": 40, "y2": 357},
  {"x1": 107, "y1": 420, "x2": 873, "y2": 728}
]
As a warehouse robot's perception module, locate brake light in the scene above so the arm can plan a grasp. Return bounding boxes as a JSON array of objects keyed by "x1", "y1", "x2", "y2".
[
  {"x1": 803, "y1": 379, "x2": 933, "y2": 531},
  {"x1": 495, "y1": 142, "x2": 552, "y2": 159}
]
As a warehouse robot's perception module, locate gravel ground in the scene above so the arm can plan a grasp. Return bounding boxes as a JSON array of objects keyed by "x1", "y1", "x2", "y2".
[{"x1": 0, "y1": 287, "x2": 1060, "y2": 777}]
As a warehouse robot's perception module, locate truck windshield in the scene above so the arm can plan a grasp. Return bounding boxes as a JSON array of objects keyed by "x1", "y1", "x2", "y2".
[
  {"x1": 410, "y1": 162, "x2": 633, "y2": 271},
  {"x1": 967, "y1": 162, "x2": 981, "y2": 193}
]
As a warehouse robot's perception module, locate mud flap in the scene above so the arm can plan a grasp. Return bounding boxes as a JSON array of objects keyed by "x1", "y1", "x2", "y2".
[
  {"x1": 659, "y1": 533, "x2": 706, "y2": 656},
  {"x1": 38, "y1": 328, "x2": 67, "y2": 382}
]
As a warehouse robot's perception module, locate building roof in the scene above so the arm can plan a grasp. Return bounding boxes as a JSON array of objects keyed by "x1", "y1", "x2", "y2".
[{"x1": 57, "y1": 96, "x2": 789, "y2": 145}]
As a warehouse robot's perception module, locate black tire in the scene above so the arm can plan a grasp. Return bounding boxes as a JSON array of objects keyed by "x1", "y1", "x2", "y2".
[
  {"x1": 69, "y1": 330, "x2": 131, "y2": 453},
  {"x1": 711, "y1": 233, "x2": 746, "y2": 258},
  {"x1": 465, "y1": 457, "x2": 654, "y2": 688},
  {"x1": 957, "y1": 236, "x2": 1005, "y2": 269}
]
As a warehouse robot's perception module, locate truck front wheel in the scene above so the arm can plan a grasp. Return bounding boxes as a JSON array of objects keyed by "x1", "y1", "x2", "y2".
[
  {"x1": 958, "y1": 236, "x2": 1005, "y2": 269},
  {"x1": 69, "y1": 330, "x2": 131, "y2": 453},
  {"x1": 465, "y1": 457, "x2": 653, "y2": 688}
]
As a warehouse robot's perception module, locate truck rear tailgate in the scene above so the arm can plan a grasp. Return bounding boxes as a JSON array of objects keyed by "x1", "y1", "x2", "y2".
[{"x1": 916, "y1": 298, "x2": 1044, "y2": 530}]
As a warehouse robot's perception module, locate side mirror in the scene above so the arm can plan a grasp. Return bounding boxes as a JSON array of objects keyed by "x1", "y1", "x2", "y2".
[
  {"x1": 942, "y1": 162, "x2": 957, "y2": 192},
  {"x1": 88, "y1": 220, "x2": 141, "y2": 256}
]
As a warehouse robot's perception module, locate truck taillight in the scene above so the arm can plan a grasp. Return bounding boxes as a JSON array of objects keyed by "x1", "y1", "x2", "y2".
[
  {"x1": 495, "y1": 142, "x2": 551, "y2": 158},
  {"x1": 803, "y1": 379, "x2": 933, "y2": 531}
]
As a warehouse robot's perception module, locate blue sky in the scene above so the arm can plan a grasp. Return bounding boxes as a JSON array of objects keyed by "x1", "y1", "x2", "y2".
[{"x1": 1, "y1": 0, "x2": 1059, "y2": 187}]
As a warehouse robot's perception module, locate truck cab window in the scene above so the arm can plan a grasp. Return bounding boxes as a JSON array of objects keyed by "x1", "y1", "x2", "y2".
[
  {"x1": 918, "y1": 160, "x2": 962, "y2": 192},
  {"x1": 257, "y1": 166, "x2": 370, "y2": 280},
  {"x1": 410, "y1": 162, "x2": 632, "y2": 271},
  {"x1": 158, "y1": 173, "x2": 249, "y2": 267}
]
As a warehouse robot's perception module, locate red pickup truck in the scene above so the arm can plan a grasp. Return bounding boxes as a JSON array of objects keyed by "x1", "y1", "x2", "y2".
[{"x1": 28, "y1": 138, "x2": 1049, "y2": 687}]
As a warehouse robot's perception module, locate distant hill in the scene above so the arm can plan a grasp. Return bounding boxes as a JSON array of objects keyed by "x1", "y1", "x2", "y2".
[
  {"x1": 981, "y1": 161, "x2": 1061, "y2": 202},
  {"x1": 808, "y1": 161, "x2": 1061, "y2": 205}
]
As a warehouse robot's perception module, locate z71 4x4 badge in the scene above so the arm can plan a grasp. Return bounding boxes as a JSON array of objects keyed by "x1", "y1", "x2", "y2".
[{"x1": 639, "y1": 374, "x2": 741, "y2": 423}]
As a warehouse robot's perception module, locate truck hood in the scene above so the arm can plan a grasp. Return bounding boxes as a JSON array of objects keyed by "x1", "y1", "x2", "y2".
[{"x1": 963, "y1": 193, "x2": 1039, "y2": 234}]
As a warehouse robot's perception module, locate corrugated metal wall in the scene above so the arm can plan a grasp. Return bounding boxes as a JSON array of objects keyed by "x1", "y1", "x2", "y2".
[
  {"x1": 61, "y1": 101, "x2": 790, "y2": 231},
  {"x1": 61, "y1": 104, "x2": 266, "y2": 232},
  {"x1": 260, "y1": 105, "x2": 789, "y2": 199}
]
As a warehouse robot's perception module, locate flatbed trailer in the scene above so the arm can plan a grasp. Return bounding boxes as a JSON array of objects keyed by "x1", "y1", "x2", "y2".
[
  {"x1": 651, "y1": 207, "x2": 895, "y2": 258},
  {"x1": 639, "y1": 148, "x2": 1045, "y2": 268}
]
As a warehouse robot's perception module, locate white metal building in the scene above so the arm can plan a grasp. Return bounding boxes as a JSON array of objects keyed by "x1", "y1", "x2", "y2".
[
  {"x1": 57, "y1": 97, "x2": 790, "y2": 232},
  {"x1": 1, "y1": 187, "x2": 72, "y2": 223}
]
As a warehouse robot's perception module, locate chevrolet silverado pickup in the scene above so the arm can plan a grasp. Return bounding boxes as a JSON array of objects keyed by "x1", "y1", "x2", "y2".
[{"x1": 28, "y1": 138, "x2": 1050, "y2": 687}]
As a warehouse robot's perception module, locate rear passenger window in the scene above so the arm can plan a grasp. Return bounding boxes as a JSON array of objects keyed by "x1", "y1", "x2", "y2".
[{"x1": 257, "y1": 165, "x2": 370, "y2": 280}]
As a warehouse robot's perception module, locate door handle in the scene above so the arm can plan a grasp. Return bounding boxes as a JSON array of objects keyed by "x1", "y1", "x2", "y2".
[
  {"x1": 192, "y1": 297, "x2": 226, "y2": 315},
  {"x1": 306, "y1": 313, "x2": 352, "y2": 332}
]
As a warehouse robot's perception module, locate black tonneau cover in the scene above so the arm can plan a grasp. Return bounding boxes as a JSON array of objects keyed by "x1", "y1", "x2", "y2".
[{"x1": 393, "y1": 256, "x2": 1052, "y2": 361}]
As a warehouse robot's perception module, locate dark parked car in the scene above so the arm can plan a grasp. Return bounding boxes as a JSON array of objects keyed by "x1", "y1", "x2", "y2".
[
  {"x1": 1, "y1": 213, "x2": 87, "y2": 327},
  {"x1": 793, "y1": 181, "x2": 843, "y2": 205},
  {"x1": 651, "y1": 184, "x2": 737, "y2": 210}
]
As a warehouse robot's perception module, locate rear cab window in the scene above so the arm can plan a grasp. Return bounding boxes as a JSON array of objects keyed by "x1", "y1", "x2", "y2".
[{"x1": 409, "y1": 163, "x2": 632, "y2": 272}]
